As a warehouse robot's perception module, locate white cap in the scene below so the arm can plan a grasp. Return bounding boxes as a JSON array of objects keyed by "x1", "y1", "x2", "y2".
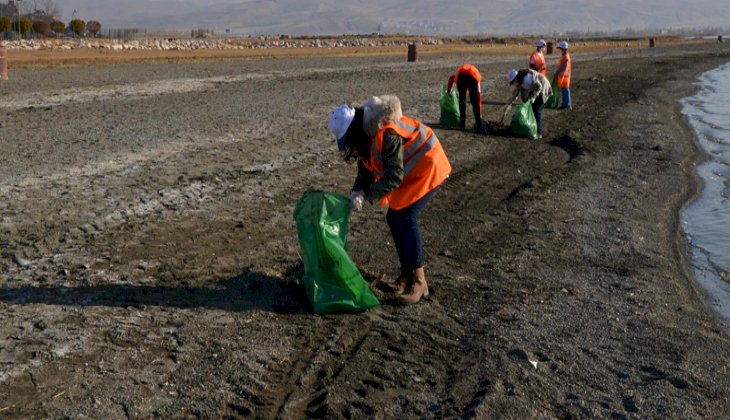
[
  {"x1": 328, "y1": 104, "x2": 355, "y2": 141},
  {"x1": 558, "y1": 41, "x2": 569, "y2": 50},
  {"x1": 506, "y1": 69, "x2": 518, "y2": 85},
  {"x1": 536, "y1": 39, "x2": 546, "y2": 48}
]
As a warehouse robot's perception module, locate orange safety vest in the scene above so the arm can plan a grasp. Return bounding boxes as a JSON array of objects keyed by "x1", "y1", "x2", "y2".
[
  {"x1": 456, "y1": 64, "x2": 482, "y2": 82},
  {"x1": 556, "y1": 52, "x2": 571, "y2": 88},
  {"x1": 362, "y1": 116, "x2": 451, "y2": 210},
  {"x1": 529, "y1": 50, "x2": 547, "y2": 77}
]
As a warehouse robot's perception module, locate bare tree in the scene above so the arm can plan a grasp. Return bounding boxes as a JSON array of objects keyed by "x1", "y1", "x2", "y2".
[
  {"x1": 0, "y1": 16, "x2": 11, "y2": 33},
  {"x1": 32, "y1": 20, "x2": 50, "y2": 36},
  {"x1": 21, "y1": 0, "x2": 61, "y2": 19},
  {"x1": 69, "y1": 18, "x2": 84, "y2": 36},
  {"x1": 40, "y1": 0, "x2": 61, "y2": 18},
  {"x1": 49, "y1": 20, "x2": 64, "y2": 36},
  {"x1": 86, "y1": 20, "x2": 101, "y2": 37}
]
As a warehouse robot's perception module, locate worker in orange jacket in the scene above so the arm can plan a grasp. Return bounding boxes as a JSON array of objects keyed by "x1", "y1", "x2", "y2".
[
  {"x1": 529, "y1": 39, "x2": 548, "y2": 77},
  {"x1": 328, "y1": 95, "x2": 452, "y2": 304},
  {"x1": 552, "y1": 41, "x2": 572, "y2": 110},
  {"x1": 447, "y1": 64, "x2": 486, "y2": 134}
]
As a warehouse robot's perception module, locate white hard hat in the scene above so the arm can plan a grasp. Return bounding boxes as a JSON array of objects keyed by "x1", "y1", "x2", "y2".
[
  {"x1": 536, "y1": 39, "x2": 547, "y2": 48},
  {"x1": 558, "y1": 41, "x2": 569, "y2": 50},
  {"x1": 328, "y1": 104, "x2": 355, "y2": 150},
  {"x1": 521, "y1": 73, "x2": 533, "y2": 89},
  {"x1": 506, "y1": 69, "x2": 518, "y2": 85}
]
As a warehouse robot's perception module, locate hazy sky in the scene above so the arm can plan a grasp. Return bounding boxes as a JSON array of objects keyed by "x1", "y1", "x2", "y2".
[{"x1": 53, "y1": 1, "x2": 730, "y2": 36}]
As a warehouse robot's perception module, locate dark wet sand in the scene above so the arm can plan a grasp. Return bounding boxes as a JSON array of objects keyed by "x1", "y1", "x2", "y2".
[{"x1": 0, "y1": 41, "x2": 729, "y2": 417}]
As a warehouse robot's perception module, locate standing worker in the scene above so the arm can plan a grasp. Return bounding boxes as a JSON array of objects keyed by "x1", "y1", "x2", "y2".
[
  {"x1": 529, "y1": 39, "x2": 548, "y2": 77},
  {"x1": 553, "y1": 41, "x2": 572, "y2": 110},
  {"x1": 503, "y1": 68, "x2": 553, "y2": 139},
  {"x1": 328, "y1": 95, "x2": 452, "y2": 304},
  {"x1": 447, "y1": 64, "x2": 487, "y2": 134}
]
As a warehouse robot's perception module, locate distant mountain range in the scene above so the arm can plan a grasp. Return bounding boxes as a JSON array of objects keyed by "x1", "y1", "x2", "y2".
[{"x1": 59, "y1": 0, "x2": 730, "y2": 35}]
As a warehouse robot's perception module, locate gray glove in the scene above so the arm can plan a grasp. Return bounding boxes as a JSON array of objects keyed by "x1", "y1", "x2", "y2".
[{"x1": 349, "y1": 190, "x2": 365, "y2": 211}]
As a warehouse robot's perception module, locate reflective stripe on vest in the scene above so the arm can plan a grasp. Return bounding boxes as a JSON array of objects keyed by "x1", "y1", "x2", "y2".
[
  {"x1": 557, "y1": 53, "x2": 571, "y2": 88},
  {"x1": 370, "y1": 118, "x2": 436, "y2": 179},
  {"x1": 368, "y1": 115, "x2": 452, "y2": 210}
]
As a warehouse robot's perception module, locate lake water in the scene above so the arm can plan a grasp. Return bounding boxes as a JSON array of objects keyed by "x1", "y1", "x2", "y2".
[{"x1": 681, "y1": 62, "x2": 730, "y2": 327}]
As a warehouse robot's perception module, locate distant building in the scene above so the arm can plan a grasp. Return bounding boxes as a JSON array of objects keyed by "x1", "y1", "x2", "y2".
[
  {"x1": 24, "y1": 9, "x2": 55, "y2": 23},
  {"x1": 0, "y1": 1, "x2": 56, "y2": 22},
  {"x1": 0, "y1": 1, "x2": 19, "y2": 19}
]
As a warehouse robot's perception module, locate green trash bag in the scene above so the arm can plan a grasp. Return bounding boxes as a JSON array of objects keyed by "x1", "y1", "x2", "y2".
[
  {"x1": 293, "y1": 189, "x2": 380, "y2": 314},
  {"x1": 439, "y1": 84, "x2": 460, "y2": 128},
  {"x1": 545, "y1": 76, "x2": 560, "y2": 109},
  {"x1": 510, "y1": 101, "x2": 539, "y2": 140}
]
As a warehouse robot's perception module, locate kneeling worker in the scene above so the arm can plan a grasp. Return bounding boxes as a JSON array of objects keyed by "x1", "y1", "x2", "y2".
[
  {"x1": 328, "y1": 95, "x2": 452, "y2": 304},
  {"x1": 447, "y1": 64, "x2": 486, "y2": 134}
]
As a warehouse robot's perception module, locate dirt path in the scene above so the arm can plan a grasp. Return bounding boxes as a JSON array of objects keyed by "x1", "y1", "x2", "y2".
[{"x1": 1, "y1": 43, "x2": 729, "y2": 418}]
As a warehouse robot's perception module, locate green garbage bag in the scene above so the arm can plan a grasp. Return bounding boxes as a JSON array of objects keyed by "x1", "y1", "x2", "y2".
[
  {"x1": 545, "y1": 76, "x2": 560, "y2": 109},
  {"x1": 439, "y1": 84, "x2": 460, "y2": 128},
  {"x1": 293, "y1": 189, "x2": 380, "y2": 314},
  {"x1": 510, "y1": 101, "x2": 538, "y2": 140}
]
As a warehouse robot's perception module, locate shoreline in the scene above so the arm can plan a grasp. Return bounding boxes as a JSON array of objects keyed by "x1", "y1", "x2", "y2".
[
  {"x1": 0, "y1": 43, "x2": 730, "y2": 416},
  {"x1": 676, "y1": 96, "x2": 718, "y2": 323},
  {"x1": 676, "y1": 65, "x2": 730, "y2": 328}
]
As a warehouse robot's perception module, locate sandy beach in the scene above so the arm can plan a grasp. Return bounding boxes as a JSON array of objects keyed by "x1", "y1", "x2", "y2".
[{"x1": 1, "y1": 40, "x2": 729, "y2": 417}]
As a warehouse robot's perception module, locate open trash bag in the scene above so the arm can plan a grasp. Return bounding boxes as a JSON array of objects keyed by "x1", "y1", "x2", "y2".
[
  {"x1": 439, "y1": 84, "x2": 461, "y2": 128},
  {"x1": 545, "y1": 76, "x2": 560, "y2": 109},
  {"x1": 294, "y1": 189, "x2": 380, "y2": 314},
  {"x1": 510, "y1": 102, "x2": 539, "y2": 140}
]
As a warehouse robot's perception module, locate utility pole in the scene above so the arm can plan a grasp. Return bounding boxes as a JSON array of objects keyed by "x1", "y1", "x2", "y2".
[{"x1": 17, "y1": 0, "x2": 23, "y2": 41}]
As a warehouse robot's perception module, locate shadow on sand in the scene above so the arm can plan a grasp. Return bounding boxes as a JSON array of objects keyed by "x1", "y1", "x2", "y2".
[
  {"x1": 426, "y1": 117, "x2": 515, "y2": 137},
  {"x1": 0, "y1": 265, "x2": 311, "y2": 314}
]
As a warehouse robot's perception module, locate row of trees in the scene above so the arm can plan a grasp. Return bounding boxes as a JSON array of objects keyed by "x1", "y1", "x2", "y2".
[{"x1": 0, "y1": 17, "x2": 102, "y2": 37}]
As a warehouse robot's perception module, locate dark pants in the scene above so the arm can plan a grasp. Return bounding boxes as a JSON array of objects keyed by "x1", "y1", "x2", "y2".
[
  {"x1": 457, "y1": 74, "x2": 483, "y2": 131},
  {"x1": 386, "y1": 188, "x2": 437, "y2": 269},
  {"x1": 532, "y1": 95, "x2": 545, "y2": 134}
]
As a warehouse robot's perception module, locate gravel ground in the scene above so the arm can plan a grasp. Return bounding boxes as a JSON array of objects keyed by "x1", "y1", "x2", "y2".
[{"x1": 1, "y1": 42, "x2": 730, "y2": 418}]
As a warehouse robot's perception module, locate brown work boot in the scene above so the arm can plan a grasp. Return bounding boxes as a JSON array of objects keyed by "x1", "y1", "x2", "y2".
[
  {"x1": 377, "y1": 266, "x2": 411, "y2": 295},
  {"x1": 398, "y1": 267, "x2": 429, "y2": 305}
]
